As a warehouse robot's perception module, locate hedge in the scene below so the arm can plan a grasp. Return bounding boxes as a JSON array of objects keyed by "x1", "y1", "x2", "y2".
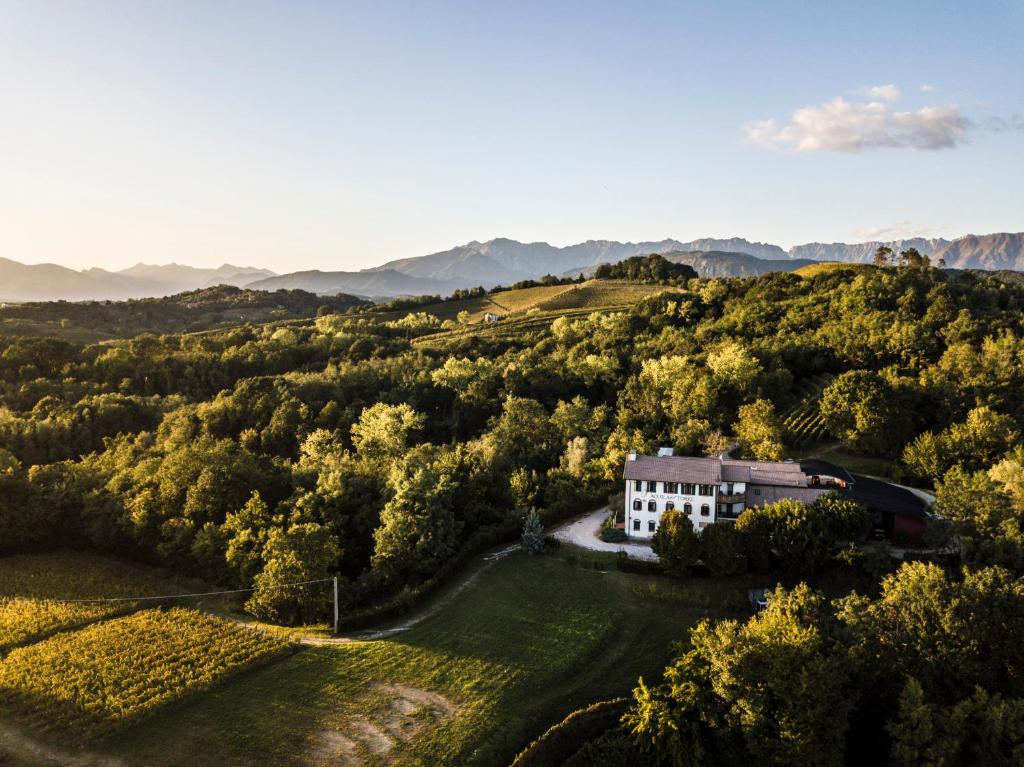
[{"x1": 509, "y1": 697, "x2": 630, "y2": 767}]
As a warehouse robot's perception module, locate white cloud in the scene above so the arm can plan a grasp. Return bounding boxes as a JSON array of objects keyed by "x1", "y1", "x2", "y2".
[
  {"x1": 980, "y1": 114, "x2": 1024, "y2": 132},
  {"x1": 744, "y1": 91, "x2": 970, "y2": 153},
  {"x1": 858, "y1": 83, "x2": 901, "y2": 101},
  {"x1": 853, "y1": 221, "x2": 935, "y2": 240},
  {"x1": 920, "y1": 84, "x2": 936, "y2": 92}
]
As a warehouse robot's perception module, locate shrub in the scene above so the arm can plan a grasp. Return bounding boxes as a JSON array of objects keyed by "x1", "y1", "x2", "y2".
[
  {"x1": 600, "y1": 514, "x2": 627, "y2": 543},
  {"x1": 511, "y1": 698, "x2": 630, "y2": 767}
]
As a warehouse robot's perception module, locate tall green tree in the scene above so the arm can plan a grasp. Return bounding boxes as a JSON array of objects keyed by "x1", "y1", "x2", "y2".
[
  {"x1": 626, "y1": 585, "x2": 853, "y2": 767},
  {"x1": 652, "y1": 508, "x2": 701, "y2": 576},
  {"x1": 372, "y1": 447, "x2": 464, "y2": 583},
  {"x1": 733, "y1": 398, "x2": 785, "y2": 461},
  {"x1": 246, "y1": 522, "x2": 340, "y2": 625}
]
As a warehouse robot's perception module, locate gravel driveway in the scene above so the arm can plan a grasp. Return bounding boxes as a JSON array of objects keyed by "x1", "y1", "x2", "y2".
[{"x1": 552, "y1": 507, "x2": 659, "y2": 562}]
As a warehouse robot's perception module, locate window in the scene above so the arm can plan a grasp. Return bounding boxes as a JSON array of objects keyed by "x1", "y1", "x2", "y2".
[
  {"x1": 700, "y1": 504, "x2": 710, "y2": 517},
  {"x1": 684, "y1": 502, "x2": 692, "y2": 514},
  {"x1": 648, "y1": 500, "x2": 657, "y2": 512},
  {"x1": 681, "y1": 483, "x2": 696, "y2": 495},
  {"x1": 633, "y1": 519, "x2": 640, "y2": 531},
  {"x1": 698, "y1": 484, "x2": 714, "y2": 496},
  {"x1": 633, "y1": 499, "x2": 642, "y2": 511},
  {"x1": 647, "y1": 481, "x2": 657, "y2": 492},
  {"x1": 726, "y1": 483, "x2": 734, "y2": 494},
  {"x1": 634, "y1": 480, "x2": 642, "y2": 491},
  {"x1": 754, "y1": 488, "x2": 762, "y2": 496},
  {"x1": 648, "y1": 521, "x2": 656, "y2": 532},
  {"x1": 665, "y1": 482, "x2": 678, "y2": 494},
  {"x1": 666, "y1": 501, "x2": 674, "y2": 511}
]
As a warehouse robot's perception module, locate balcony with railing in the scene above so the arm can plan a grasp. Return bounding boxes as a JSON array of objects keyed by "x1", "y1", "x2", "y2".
[
  {"x1": 716, "y1": 502, "x2": 746, "y2": 521},
  {"x1": 718, "y1": 492, "x2": 745, "y2": 504}
]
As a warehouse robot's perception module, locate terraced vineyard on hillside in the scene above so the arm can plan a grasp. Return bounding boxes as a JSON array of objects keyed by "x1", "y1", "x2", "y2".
[{"x1": 782, "y1": 373, "x2": 835, "y2": 448}]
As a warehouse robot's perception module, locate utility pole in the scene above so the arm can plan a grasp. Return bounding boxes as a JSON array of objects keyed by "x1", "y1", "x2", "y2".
[{"x1": 333, "y1": 575, "x2": 339, "y2": 635}]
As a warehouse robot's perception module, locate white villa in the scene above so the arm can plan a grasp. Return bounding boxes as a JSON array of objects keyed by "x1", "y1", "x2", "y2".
[{"x1": 622, "y1": 449, "x2": 830, "y2": 539}]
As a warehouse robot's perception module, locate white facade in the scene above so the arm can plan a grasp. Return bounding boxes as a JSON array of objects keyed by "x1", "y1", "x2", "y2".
[
  {"x1": 623, "y1": 477, "x2": 746, "y2": 539},
  {"x1": 622, "y1": 451, "x2": 823, "y2": 539}
]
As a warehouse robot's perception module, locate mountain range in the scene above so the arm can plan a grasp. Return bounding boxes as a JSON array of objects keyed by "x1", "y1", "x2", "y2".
[
  {"x1": 2, "y1": 233, "x2": 1021, "y2": 302},
  {"x1": 0, "y1": 261, "x2": 275, "y2": 303}
]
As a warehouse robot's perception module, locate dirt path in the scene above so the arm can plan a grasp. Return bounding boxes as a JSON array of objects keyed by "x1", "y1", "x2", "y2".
[
  {"x1": 257, "y1": 510, "x2": 610, "y2": 647},
  {"x1": 216, "y1": 543, "x2": 522, "y2": 647},
  {"x1": 0, "y1": 721, "x2": 124, "y2": 767}
]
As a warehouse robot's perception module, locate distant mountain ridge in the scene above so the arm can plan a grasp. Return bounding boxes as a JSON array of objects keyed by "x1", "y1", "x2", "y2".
[
  {"x1": 1, "y1": 232, "x2": 1021, "y2": 302},
  {"x1": 788, "y1": 238, "x2": 951, "y2": 263},
  {"x1": 0, "y1": 260, "x2": 276, "y2": 303},
  {"x1": 564, "y1": 251, "x2": 820, "y2": 280}
]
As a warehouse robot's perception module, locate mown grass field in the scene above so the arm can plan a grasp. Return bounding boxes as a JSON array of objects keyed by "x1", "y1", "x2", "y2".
[
  {"x1": 531, "y1": 282, "x2": 667, "y2": 312},
  {"x1": 0, "y1": 548, "x2": 760, "y2": 767},
  {"x1": 792, "y1": 262, "x2": 867, "y2": 278},
  {"x1": 368, "y1": 279, "x2": 669, "y2": 329},
  {"x1": 803, "y1": 443, "x2": 896, "y2": 478}
]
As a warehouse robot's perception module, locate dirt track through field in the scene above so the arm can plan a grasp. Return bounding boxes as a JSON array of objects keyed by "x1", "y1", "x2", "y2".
[
  {"x1": 0, "y1": 721, "x2": 124, "y2": 767},
  {"x1": 297, "y1": 543, "x2": 520, "y2": 646},
  {"x1": 308, "y1": 682, "x2": 457, "y2": 766}
]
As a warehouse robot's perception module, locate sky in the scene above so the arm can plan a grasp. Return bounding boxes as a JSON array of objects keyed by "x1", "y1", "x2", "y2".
[{"x1": 1, "y1": 0, "x2": 1022, "y2": 273}]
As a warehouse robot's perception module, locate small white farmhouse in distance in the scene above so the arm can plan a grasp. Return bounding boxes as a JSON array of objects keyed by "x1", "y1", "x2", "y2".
[
  {"x1": 483, "y1": 312, "x2": 501, "y2": 322},
  {"x1": 622, "y1": 449, "x2": 828, "y2": 539}
]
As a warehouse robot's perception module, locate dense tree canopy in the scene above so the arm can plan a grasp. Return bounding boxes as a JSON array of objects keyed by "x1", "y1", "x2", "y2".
[{"x1": 1, "y1": 263, "x2": 1023, "y2": 622}]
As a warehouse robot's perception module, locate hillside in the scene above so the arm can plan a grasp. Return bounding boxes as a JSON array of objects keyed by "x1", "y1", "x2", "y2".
[
  {"x1": 0, "y1": 259, "x2": 276, "y2": 303},
  {"x1": 371, "y1": 237, "x2": 789, "y2": 285},
  {"x1": 565, "y1": 250, "x2": 820, "y2": 279},
  {"x1": 788, "y1": 237, "x2": 950, "y2": 263},
  {"x1": 0, "y1": 286, "x2": 368, "y2": 342},
  {"x1": 358, "y1": 233, "x2": 1024, "y2": 292},
  {"x1": 662, "y1": 250, "x2": 817, "y2": 277},
  {"x1": 2, "y1": 261, "x2": 1024, "y2": 767},
  {"x1": 933, "y1": 232, "x2": 1024, "y2": 270},
  {"x1": 0, "y1": 548, "x2": 750, "y2": 767},
  {"x1": 4, "y1": 233, "x2": 1023, "y2": 303},
  {"x1": 244, "y1": 267, "x2": 462, "y2": 299}
]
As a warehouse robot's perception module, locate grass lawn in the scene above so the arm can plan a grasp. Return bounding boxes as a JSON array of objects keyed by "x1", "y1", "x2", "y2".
[
  {"x1": 805, "y1": 443, "x2": 896, "y2": 478},
  {"x1": 87, "y1": 550, "x2": 758, "y2": 767}
]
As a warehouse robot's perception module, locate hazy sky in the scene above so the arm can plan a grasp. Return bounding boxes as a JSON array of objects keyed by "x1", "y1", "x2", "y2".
[{"x1": 2, "y1": 1, "x2": 1022, "y2": 273}]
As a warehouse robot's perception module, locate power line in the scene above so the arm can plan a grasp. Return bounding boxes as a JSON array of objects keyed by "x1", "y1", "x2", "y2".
[{"x1": 58, "y1": 578, "x2": 334, "y2": 604}]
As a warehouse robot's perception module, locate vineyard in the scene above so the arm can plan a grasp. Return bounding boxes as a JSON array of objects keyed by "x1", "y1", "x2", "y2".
[
  {"x1": 0, "y1": 551, "x2": 196, "y2": 651},
  {"x1": 0, "y1": 597, "x2": 123, "y2": 653},
  {"x1": 782, "y1": 373, "x2": 834, "y2": 448},
  {"x1": 0, "y1": 607, "x2": 290, "y2": 740}
]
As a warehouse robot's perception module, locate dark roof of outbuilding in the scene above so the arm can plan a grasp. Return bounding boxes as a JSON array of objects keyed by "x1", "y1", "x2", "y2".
[
  {"x1": 799, "y1": 459, "x2": 856, "y2": 485},
  {"x1": 841, "y1": 474, "x2": 930, "y2": 520}
]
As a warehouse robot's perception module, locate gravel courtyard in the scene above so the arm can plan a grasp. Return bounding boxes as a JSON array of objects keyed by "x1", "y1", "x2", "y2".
[{"x1": 552, "y1": 507, "x2": 659, "y2": 562}]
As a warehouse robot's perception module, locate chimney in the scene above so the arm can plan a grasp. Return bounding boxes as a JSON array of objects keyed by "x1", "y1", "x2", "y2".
[{"x1": 627, "y1": 450, "x2": 637, "y2": 461}]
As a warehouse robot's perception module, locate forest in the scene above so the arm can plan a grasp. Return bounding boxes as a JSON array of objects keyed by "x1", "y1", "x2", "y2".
[{"x1": 2, "y1": 259, "x2": 1024, "y2": 764}]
